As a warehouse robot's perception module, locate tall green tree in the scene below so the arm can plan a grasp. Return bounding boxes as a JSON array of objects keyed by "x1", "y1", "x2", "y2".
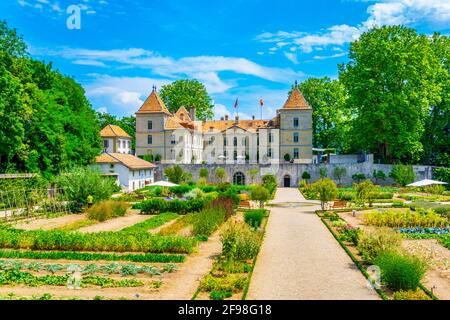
[
  {"x1": 297, "y1": 77, "x2": 350, "y2": 153},
  {"x1": 339, "y1": 26, "x2": 444, "y2": 163},
  {"x1": 160, "y1": 79, "x2": 214, "y2": 120},
  {"x1": 422, "y1": 34, "x2": 450, "y2": 167},
  {"x1": 0, "y1": 21, "x2": 102, "y2": 177}
]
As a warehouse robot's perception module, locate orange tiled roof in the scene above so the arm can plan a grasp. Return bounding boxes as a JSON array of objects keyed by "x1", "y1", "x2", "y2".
[
  {"x1": 174, "y1": 106, "x2": 192, "y2": 122},
  {"x1": 201, "y1": 120, "x2": 271, "y2": 133},
  {"x1": 282, "y1": 88, "x2": 311, "y2": 109},
  {"x1": 95, "y1": 153, "x2": 155, "y2": 169},
  {"x1": 100, "y1": 125, "x2": 131, "y2": 138},
  {"x1": 136, "y1": 90, "x2": 171, "y2": 115}
]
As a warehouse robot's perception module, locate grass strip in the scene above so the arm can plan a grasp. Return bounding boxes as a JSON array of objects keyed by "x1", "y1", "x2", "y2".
[
  {"x1": 0, "y1": 249, "x2": 185, "y2": 263},
  {"x1": 121, "y1": 213, "x2": 179, "y2": 233}
]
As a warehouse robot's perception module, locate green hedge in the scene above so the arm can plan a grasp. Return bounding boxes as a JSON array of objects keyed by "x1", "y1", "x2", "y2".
[
  {"x1": 244, "y1": 209, "x2": 266, "y2": 228},
  {"x1": 139, "y1": 198, "x2": 206, "y2": 215}
]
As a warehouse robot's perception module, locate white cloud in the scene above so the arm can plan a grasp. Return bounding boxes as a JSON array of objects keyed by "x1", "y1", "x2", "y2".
[
  {"x1": 96, "y1": 107, "x2": 108, "y2": 114},
  {"x1": 313, "y1": 52, "x2": 347, "y2": 60},
  {"x1": 72, "y1": 59, "x2": 107, "y2": 67},
  {"x1": 284, "y1": 52, "x2": 299, "y2": 64},
  {"x1": 255, "y1": 0, "x2": 450, "y2": 62}
]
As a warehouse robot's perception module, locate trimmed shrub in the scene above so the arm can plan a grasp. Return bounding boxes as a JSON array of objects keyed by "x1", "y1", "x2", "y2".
[
  {"x1": 338, "y1": 191, "x2": 354, "y2": 201},
  {"x1": 311, "y1": 178, "x2": 338, "y2": 210},
  {"x1": 250, "y1": 186, "x2": 270, "y2": 208},
  {"x1": 356, "y1": 228, "x2": 402, "y2": 263},
  {"x1": 374, "y1": 251, "x2": 427, "y2": 291},
  {"x1": 139, "y1": 198, "x2": 205, "y2": 215},
  {"x1": 244, "y1": 209, "x2": 266, "y2": 228},
  {"x1": 87, "y1": 200, "x2": 129, "y2": 222},
  {"x1": 389, "y1": 164, "x2": 415, "y2": 186},
  {"x1": 220, "y1": 221, "x2": 261, "y2": 261}
]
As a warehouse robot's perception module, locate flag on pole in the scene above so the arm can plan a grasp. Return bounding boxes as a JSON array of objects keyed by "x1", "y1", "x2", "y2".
[
  {"x1": 259, "y1": 98, "x2": 264, "y2": 107},
  {"x1": 234, "y1": 98, "x2": 239, "y2": 109}
]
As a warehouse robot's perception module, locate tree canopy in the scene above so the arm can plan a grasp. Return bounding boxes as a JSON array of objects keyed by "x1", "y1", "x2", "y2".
[
  {"x1": 0, "y1": 20, "x2": 102, "y2": 178},
  {"x1": 160, "y1": 79, "x2": 214, "y2": 120}
]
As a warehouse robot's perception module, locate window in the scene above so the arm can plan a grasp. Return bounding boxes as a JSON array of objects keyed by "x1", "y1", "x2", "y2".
[
  {"x1": 223, "y1": 137, "x2": 227, "y2": 146},
  {"x1": 109, "y1": 164, "x2": 114, "y2": 169},
  {"x1": 268, "y1": 148, "x2": 273, "y2": 158},
  {"x1": 148, "y1": 120, "x2": 152, "y2": 130},
  {"x1": 224, "y1": 150, "x2": 227, "y2": 157},
  {"x1": 293, "y1": 117, "x2": 299, "y2": 128},
  {"x1": 268, "y1": 132, "x2": 274, "y2": 143},
  {"x1": 127, "y1": 141, "x2": 130, "y2": 148},
  {"x1": 103, "y1": 140, "x2": 109, "y2": 148},
  {"x1": 242, "y1": 137, "x2": 247, "y2": 146},
  {"x1": 294, "y1": 148, "x2": 299, "y2": 159},
  {"x1": 234, "y1": 150, "x2": 238, "y2": 160},
  {"x1": 293, "y1": 132, "x2": 299, "y2": 143},
  {"x1": 147, "y1": 135, "x2": 152, "y2": 145},
  {"x1": 171, "y1": 136, "x2": 176, "y2": 145},
  {"x1": 209, "y1": 127, "x2": 213, "y2": 132},
  {"x1": 233, "y1": 172, "x2": 246, "y2": 185},
  {"x1": 233, "y1": 137, "x2": 238, "y2": 146}
]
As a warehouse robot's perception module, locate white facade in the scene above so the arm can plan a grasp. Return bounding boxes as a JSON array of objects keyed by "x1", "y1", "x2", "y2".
[
  {"x1": 94, "y1": 162, "x2": 154, "y2": 192},
  {"x1": 102, "y1": 137, "x2": 132, "y2": 154}
]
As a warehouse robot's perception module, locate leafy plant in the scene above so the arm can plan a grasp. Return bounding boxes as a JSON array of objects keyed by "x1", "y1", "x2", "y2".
[
  {"x1": 392, "y1": 289, "x2": 431, "y2": 300},
  {"x1": 87, "y1": 200, "x2": 129, "y2": 222},
  {"x1": 356, "y1": 228, "x2": 402, "y2": 263},
  {"x1": 220, "y1": 221, "x2": 261, "y2": 261},
  {"x1": 311, "y1": 178, "x2": 338, "y2": 210},
  {"x1": 250, "y1": 186, "x2": 270, "y2": 208},
  {"x1": 243, "y1": 209, "x2": 266, "y2": 229},
  {"x1": 389, "y1": 164, "x2": 415, "y2": 186},
  {"x1": 374, "y1": 250, "x2": 427, "y2": 291}
]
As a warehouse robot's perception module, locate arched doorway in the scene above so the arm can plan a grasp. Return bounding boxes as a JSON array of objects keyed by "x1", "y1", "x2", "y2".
[
  {"x1": 283, "y1": 175, "x2": 291, "y2": 187},
  {"x1": 233, "y1": 172, "x2": 246, "y2": 185}
]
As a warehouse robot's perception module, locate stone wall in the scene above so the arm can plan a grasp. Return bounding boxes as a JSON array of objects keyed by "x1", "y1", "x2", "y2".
[{"x1": 155, "y1": 162, "x2": 436, "y2": 187}]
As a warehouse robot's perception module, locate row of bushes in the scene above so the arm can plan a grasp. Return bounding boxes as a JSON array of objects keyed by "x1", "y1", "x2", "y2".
[
  {"x1": 338, "y1": 191, "x2": 394, "y2": 201},
  {"x1": 138, "y1": 198, "x2": 206, "y2": 215},
  {"x1": 86, "y1": 201, "x2": 129, "y2": 222},
  {"x1": 0, "y1": 226, "x2": 196, "y2": 254}
]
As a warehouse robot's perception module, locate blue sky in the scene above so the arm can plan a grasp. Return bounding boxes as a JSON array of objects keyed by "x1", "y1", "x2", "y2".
[{"x1": 1, "y1": 0, "x2": 450, "y2": 119}]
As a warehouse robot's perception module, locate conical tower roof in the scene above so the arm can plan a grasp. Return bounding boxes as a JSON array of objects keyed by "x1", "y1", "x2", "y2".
[
  {"x1": 136, "y1": 87, "x2": 171, "y2": 115},
  {"x1": 282, "y1": 88, "x2": 310, "y2": 109}
]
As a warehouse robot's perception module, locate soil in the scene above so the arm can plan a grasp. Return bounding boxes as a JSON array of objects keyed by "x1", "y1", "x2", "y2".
[
  {"x1": 12, "y1": 214, "x2": 87, "y2": 231},
  {"x1": 78, "y1": 214, "x2": 152, "y2": 233}
]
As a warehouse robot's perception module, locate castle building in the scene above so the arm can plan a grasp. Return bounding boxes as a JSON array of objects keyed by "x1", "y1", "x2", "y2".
[
  {"x1": 100, "y1": 124, "x2": 132, "y2": 154},
  {"x1": 135, "y1": 86, "x2": 313, "y2": 164}
]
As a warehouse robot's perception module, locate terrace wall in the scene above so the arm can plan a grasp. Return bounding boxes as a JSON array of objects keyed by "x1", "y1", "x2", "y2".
[{"x1": 155, "y1": 162, "x2": 436, "y2": 187}]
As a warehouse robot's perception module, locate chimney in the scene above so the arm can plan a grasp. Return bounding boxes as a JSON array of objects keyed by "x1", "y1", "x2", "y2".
[
  {"x1": 220, "y1": 117, "x2": 224, "y2": 121},
  {"x1": 189, "y1": 107, "x2": 196, "y2": 121},
  {"x1": 235, "y1": 115, "x2": 239, "y2": 123},
  {"x1": 252, "y1": 115, "x2": 255, "y2": 120},
  {"x1": 225, "y1": 115, "x2": 229, "y2": 121}
]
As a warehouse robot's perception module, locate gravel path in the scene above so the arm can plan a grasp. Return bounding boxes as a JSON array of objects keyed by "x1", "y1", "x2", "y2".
[{"x1": 247, "y1": 188, "x2": 379, "y2": 300}]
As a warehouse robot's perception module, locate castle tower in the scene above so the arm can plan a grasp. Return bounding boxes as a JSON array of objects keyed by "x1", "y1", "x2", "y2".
[{"x1": 278, "y1": 86, "x2": 313, "y2": 164}]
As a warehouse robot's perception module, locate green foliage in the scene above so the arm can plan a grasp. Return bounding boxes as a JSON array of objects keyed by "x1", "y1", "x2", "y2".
[
  {"x1": 354, "y1": 179, "x2": 376, "y2": 206},
  {"x1": 319, "y1": 167, "x2": 328, "y2": 178},
  {"x1": 210, "y1": 290, "x2": 232, "y2": 300},
  {"x1": 56, "y1": 166, "x2": 116, "y2": 205},
  {"x1": 0, "y1": 249, "x2": 185, "y2": 263},
  {"x1": 199, "y1": 167, "x2": 209, "y2": 180},
  {"x1": 243, "y1": 209, "x2": 266, "y2": 229},
  {"x1": 374, "y1": 251, "x2": 427, "y2": 291},
  {"x1": 363, "y1": 209, "x2": 448, "y2": 228},
  {"x1": 215, "y1": 168, "x2": 227, "y2": 183},
  {"x1": 200, "y1": 273, "x2": 247, "y2": 293},
  {"x1": 392, "y1": 289, "x2": 431, "y2": 300},
  {"x1": 159, "y1": 79, "x2": 214, "y2": 120},
  {"x1": 423, "y1": 184, "x2": 446, "y2": 195},
  {"x1": 311, "y1": 178, "x2": 338, "y2": 210},
  {"x1": 339, "y1": 25, "x2": 445, "y2": 163},
  {"x1": 333, "y1": 167, "x2": 347, "y2": 184},
  {"x1": 86, "y1": 200, "x2": 129, "y2": 222},
  {"x1": 121, "y1": 212, "x2": 179, "y2": 233},
  {"x1": 191, "y1": 207, "x2": 226, "y2": 237},
  {"x1": 220, "y1": 221, "x2": 261, "y2": 261},
  {"x1": 297, "y1": 77, "x2": 350, "y2": 153},
  {"x1": 389, "y1": 164, "x2": 415, "y2": 186},
  {"x1": 284, "y1": 153, "x2": 291, "y2": 162},
  {"x1": 261, "y1": 174, "x2": 277, "y2": 198},
  {"x1": 0, "y1": 226, "x2": 196, "y2": 254},
  {"x1": 164, "y1": 165, "x2": 186, "y2": 184},
  {"x1": 139, "y1": 198, "x2": 205, "y2": 215},
  {"x1": 433, "y1": 167, "x2": 450, "y2": 185},
  {"x1": 373, "y1": 170, "x2": 387, "y2": 184},
  {"x1": 352, "y1": 173, "x2": 366, "y2": 183},
  {"x1": 356, "y1": 228, "x2": 402, "y2": 263},
  {"x1": 302, "y1": 171, "x2": 311, "y2": 180},
  {"x1": 250, "y1": 186, "x2": 270, "y2": 208},
  {"x1": 0, "y1": 176, "x2": 47, "y2": 191},
  {"x1": 0, "y1": 21, "x2": 102, "y2": 176}
]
